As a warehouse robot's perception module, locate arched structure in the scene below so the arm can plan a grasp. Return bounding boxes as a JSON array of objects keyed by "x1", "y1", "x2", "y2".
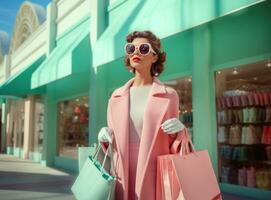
[{"x1": 9, "y1": 1, "x2": 46, "y2": 53}]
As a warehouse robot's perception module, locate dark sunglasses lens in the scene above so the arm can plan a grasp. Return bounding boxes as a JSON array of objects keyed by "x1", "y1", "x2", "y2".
[
  {"x1": 139, "y1": 44, "x2": 150, "y2": 54},
  {"x1": 126, "y1": 44, "x2": 135, "y2": 54}
]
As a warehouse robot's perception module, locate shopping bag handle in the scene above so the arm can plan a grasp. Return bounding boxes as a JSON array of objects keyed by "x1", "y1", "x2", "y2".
[
  {"x1": 162, "y1": 158, "x2": 172, "y2": 200},
  {"x1": 179, "y1": 128, "x2": 196, "y2": 156}
]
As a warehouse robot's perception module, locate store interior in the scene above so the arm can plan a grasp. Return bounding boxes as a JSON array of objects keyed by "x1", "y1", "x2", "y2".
[
  {"x1": 57, "y1": 96, "x2": 89, "y2": 159},
  {"x1": 165, "y1": 76, "x2": 193, "y2": 139},
  {"x1": 215, "y1": 60, "x2": 271, "y2": 190}
]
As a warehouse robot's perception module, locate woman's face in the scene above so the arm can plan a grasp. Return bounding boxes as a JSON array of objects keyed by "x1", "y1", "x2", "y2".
[{"x1": 128, "y1": 37, "x2": 158, "y2": 75}]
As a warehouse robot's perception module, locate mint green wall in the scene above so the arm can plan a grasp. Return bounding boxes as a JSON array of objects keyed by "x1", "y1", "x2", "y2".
[
  {"x1": 162, "y1": 32, "x2": 193, "y2": 77},
  {"x1": 42, "y1": 93, "x2": 57, "y2": 166},
  {"x1": 191, "y1": 25, "x2": 216, "y2": 157},
  {"x1": 211, "y1": 0, "x2": 271, "y2": 69}
]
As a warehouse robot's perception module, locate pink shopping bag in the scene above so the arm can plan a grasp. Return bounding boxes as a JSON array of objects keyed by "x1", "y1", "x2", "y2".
[
  {"x1": 157, "y1": 155, "x2": 181, "y2": 200},
  {"x1": 157, "y1": 129, "x2": 222, "y2": 200}
]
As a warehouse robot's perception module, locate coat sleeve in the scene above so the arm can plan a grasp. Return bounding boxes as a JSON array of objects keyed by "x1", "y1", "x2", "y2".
[{"x1": 166, "y1": 88, "x2": 184, "y2": 154}]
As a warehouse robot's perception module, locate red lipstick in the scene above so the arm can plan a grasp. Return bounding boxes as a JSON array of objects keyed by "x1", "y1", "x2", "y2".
[{"x1": 132, "y1": 56, "x2": 141, "y2": 62}]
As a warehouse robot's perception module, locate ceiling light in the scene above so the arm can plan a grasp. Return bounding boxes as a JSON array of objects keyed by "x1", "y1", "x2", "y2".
[
  {"x1": 253, "y1": 77, "x2": 258, "y2": 81},
  {"x1": 217, "y1": 71, "x2": 221, "y2": 75},
  {"x1": 188, "y1": 77, "x2": 192, "y2": 82},
  {"x1": 233, "y1": 68, "x2": 239, "y2": 75},
  {"x1": 267, "y1": 62, "x2": 271, "y2": 68}
]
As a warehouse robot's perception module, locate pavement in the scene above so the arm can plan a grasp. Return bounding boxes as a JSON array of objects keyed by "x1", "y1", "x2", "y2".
[
  {"x1": 0, "y1": 153, "x2": 258, "y2": 200},
  {"x1": 0, "y1": 154, "x2": 76, "y2": 200}
]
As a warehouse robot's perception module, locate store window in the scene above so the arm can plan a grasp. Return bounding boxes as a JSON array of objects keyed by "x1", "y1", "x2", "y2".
[
  {"x1": 8, "y1": 100, "x2": 25, "y2": 149},
  {"x1": 32, "y1": 96, "x2": 44, "y2": 153},
  {"x1": 57, "y1": 96, "x2": 89, "y2": 159},
  {"x1": 164, "y1": 76, "x2": 193, "y2": 139},
  {"x1": 215, "y1": 60, "x2": 271, "y2": 190}
]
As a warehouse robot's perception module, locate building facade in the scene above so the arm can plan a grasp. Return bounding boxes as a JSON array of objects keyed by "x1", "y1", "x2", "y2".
[{"x1": 0, "y1": 0, "x2": 270, "y2": 199}]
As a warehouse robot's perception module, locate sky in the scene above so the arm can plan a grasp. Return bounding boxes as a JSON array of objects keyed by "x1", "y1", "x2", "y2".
[{"x1": 0, "y1": 0, "x2": 51, "y2": 38}]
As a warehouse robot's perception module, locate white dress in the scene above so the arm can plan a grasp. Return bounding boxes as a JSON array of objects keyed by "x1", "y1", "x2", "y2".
[{"x1": 128, "y1": 85, "x2": 152, "y2": 200}]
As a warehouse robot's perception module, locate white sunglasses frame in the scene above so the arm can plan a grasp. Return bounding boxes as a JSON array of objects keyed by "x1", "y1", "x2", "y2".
[{"x1": 124, "y1": 42, "x2": 157, "y2": 56}]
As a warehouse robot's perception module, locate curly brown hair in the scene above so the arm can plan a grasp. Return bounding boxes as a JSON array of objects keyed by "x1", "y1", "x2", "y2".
[{"x1": 124, "y1": 30, "x2": 166, "y2": 77}]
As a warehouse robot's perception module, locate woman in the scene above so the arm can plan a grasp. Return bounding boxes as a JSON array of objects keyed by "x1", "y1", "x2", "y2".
[{"x1": 98, "y1": 30, "x2": 185, "y2": 200}]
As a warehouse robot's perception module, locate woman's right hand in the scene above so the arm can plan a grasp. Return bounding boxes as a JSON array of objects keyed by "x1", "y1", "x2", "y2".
[{"x1": 98, "y1": 127, "x2": 113, "y2": 143}]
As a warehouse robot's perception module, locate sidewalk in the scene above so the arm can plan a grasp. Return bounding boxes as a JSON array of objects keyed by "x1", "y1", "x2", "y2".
[
  {"x1": 0, "y1": 154, "x2": 76, "y2": 200},
  {"x1": 0, "y1": 154, "x2": 257, "y2": 200}
]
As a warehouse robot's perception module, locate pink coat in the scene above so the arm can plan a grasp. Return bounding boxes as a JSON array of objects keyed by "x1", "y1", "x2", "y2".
[{"x1": 102, "y1": 77, "x2": 182, "y2": 200}]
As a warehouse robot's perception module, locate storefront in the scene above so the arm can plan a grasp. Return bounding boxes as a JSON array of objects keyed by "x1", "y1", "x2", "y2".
[
  {"x1": 0, "y1": 54, "x2": 46, "y2": 161},
  {"x1": 29, "y1": 95, "x2": 45, "y2": 161},
  {"x1": 30, "y1": 14, "x2": 92, "y2": 170},
  {"x1": 5, "y1": 99, "x2": 25, "y2": 156},
  {"x1": 215, "y1": 60, "x2": 271, "y2": 194},
  {"x1": 4, "y1": 95, "x2": 46, "y2": 162},
  {"x1": 92, "y1": 0, "x2": 271, "y2": 198}
]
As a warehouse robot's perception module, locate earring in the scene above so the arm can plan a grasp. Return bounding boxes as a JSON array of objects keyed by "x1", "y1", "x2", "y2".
[{"x1": 151, "y1": 64, "x2": 158, "y2": 76}]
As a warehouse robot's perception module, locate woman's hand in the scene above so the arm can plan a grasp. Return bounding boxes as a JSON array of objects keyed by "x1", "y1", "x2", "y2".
[
  {"x1": 161, "y1": 118, "x2": 185, "y2": 134},
  {"x1": 98, "y1": 127, "x2": 113, "y2": 143}
]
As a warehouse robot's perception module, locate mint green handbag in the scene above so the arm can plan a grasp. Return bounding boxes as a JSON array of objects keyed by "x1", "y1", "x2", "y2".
[{"x1": 71, "y1": 144, "x2": 116, "y2": 200}]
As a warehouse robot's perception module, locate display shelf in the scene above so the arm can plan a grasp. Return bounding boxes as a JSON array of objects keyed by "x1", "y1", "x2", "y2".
[
  {"x1": 218, "y1": 122, "x2": 271, "y2": 126},
  {"x1": 215, "y1": 60, "x2": 271, "y2": 197},
  {"x1": 218, "y1": 142, "x2": 271, "y2": 146},
  {"x1": 221, "y1": 157, "x2": 271, "y2": 165}
]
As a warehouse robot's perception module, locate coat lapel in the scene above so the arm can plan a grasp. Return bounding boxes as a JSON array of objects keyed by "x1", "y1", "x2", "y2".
[
  {"x1": 109, "y1": 78, "x2": 134, "y2": 198},
  {"x1": 135, "y1": 78, "x2": 170, "y2": 196}
]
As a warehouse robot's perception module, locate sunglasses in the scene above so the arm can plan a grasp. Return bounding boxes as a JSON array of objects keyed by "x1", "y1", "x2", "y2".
[{"x1": 124, "y1": 42, "x2": 157, "y2": 56}]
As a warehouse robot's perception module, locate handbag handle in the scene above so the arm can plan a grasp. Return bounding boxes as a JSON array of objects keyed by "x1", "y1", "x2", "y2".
[{"x1": 92, "y1": 144, "x2": 115, "y2": 177}]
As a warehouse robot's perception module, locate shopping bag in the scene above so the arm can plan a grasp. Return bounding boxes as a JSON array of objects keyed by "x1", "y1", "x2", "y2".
[
  {"x1": 71, "y1": 144, "x2": 116, "y2": 200},
  {"x1": 78, "y1": 143, "x2": 97, "y2": 172},
  {"x1": 157, "y1": 128, "x2": 222, "y2": 200},
  {"x1": 157, "y1": 155, "x2": 181, "y2": 200}
]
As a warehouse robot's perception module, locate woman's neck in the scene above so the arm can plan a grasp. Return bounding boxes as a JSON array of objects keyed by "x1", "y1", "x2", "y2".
[{"x1": 132, "y1": 74, "x2": 153, "y2": 87}]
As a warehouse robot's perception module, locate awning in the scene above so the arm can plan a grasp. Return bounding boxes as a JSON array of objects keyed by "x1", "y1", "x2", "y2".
[
  {"x1": 93, "y1": 0, "x2": 264, "y2": 67},
  {"x1": 0, "y1": 55, "x2": 46, "y2": 96},
  {"x1": 31, "y1": 16, "x2": 91, "y2": 89}
]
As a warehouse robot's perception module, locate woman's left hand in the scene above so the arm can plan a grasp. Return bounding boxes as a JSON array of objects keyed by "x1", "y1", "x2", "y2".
[{"x1": 161, "y1": 117, "x2": 185, "y2": 134}]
